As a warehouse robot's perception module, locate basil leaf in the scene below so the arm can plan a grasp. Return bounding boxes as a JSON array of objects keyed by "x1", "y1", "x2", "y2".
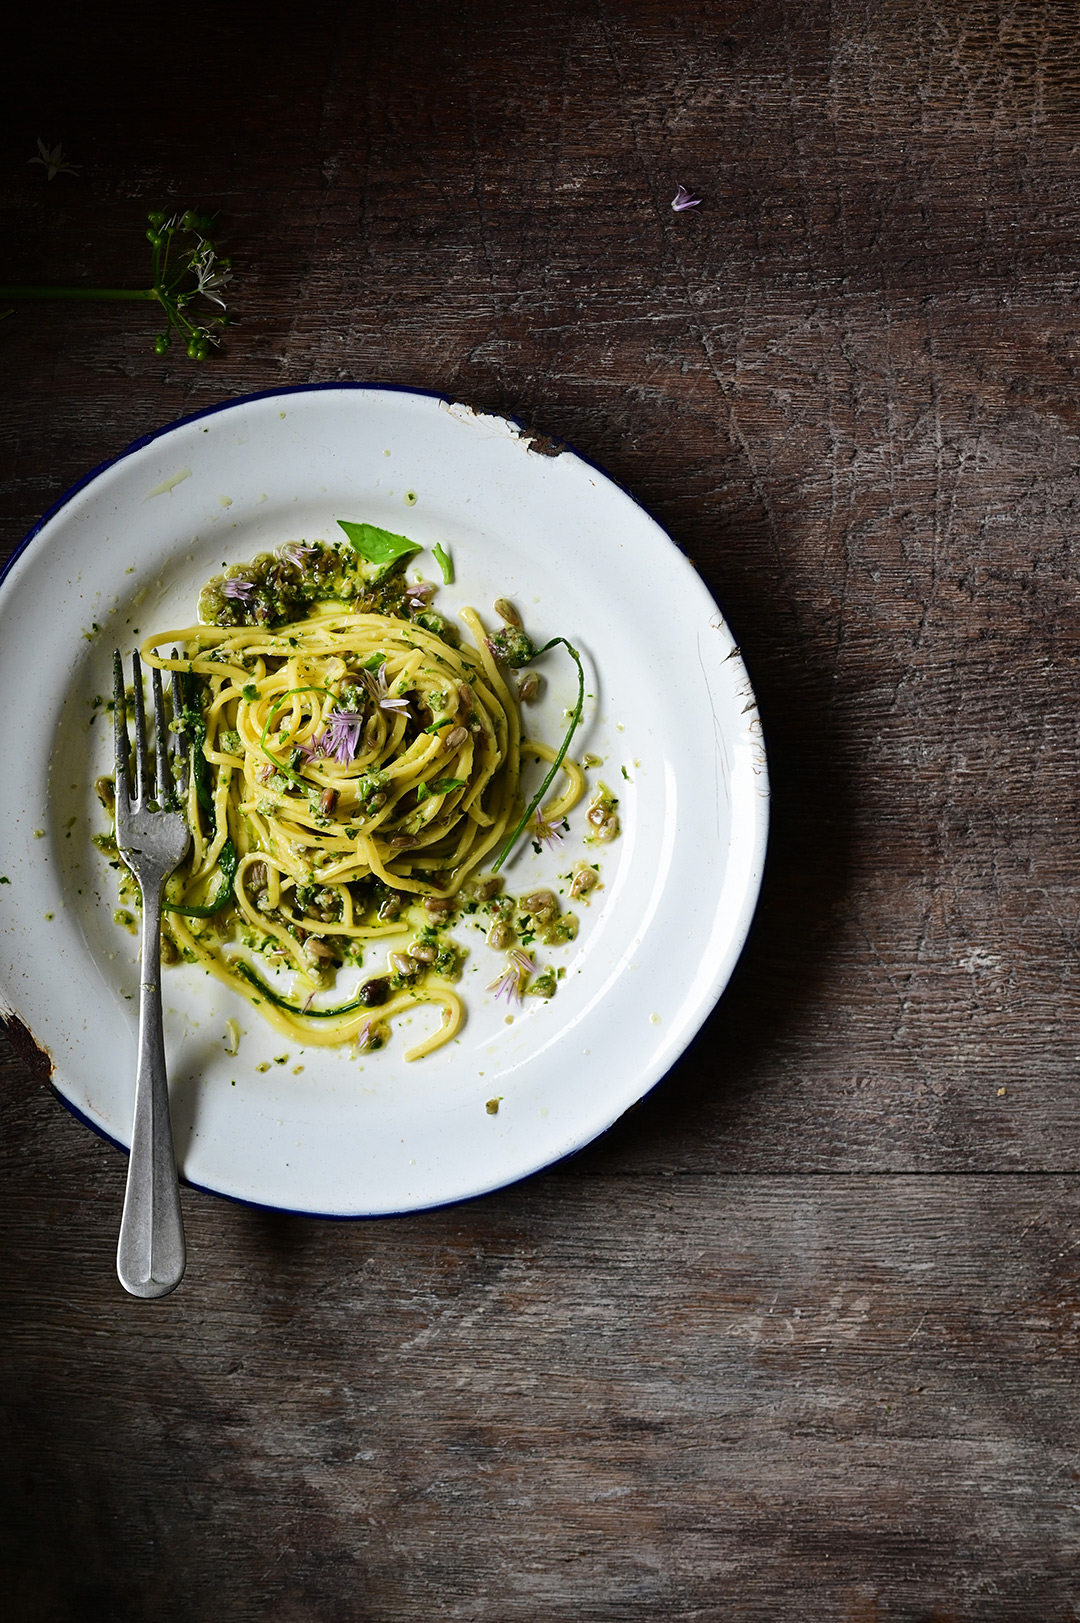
[{"x1": 336, "y1": 520, "x2": 421, "y2": 579}]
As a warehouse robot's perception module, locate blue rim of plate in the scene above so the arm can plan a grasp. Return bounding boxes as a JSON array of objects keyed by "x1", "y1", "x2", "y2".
[{"x1": 1, "y1": 380, "x2": 765, "y2": 1221}]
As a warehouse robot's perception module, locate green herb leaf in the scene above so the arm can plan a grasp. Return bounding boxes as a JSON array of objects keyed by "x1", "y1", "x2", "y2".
[
  {"x1": 432, "y1": 542, "x2": 454, "y2": 584},
  {"x1": 336, "y1": 520, "x2": 421, "y2": 579},
  {"x1": 179, "y1": 674, "x2": 215, "y2": 820},
  {"x1": 417, "y1": 775, "x2": 467, "y2": 803},
  {"x1": 167, "y1": 839, "x2": 238, "y2": 918}
]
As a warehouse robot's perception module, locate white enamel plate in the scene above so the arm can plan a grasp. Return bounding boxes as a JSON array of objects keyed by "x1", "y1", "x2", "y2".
[{"x1": 0, "y1": 385, "x2": 767, "y2": 1215}]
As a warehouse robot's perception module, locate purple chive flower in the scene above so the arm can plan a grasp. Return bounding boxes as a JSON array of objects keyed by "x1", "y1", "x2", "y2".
[
  {"x1": 223, "y1": 577, "x2": 256, "y2": 601},
  {"x1": 530, "y1": 814, "x2": 564, "y2": 851},
  {"x1": 365, "y1": 663, "x2": 410, "y2": 717},
  {"x1": 671, "y1": 184, "x2": 702, "y2": 212},
  {"x1": 356, "y1": 1017, "x2": 387, "y2": 1052},
  {"x1": 323, "y1": 709, "x2": 365, "y2": 764},
  {"x1": 486, "y1": 949, "x2": 536, "y2": 1004},
  {"x1": 404, "y1": 579, "x2": 436, "y2": 612},
  {"x1": 281, "y1": 541, "x2": 318, "y2": 568}
]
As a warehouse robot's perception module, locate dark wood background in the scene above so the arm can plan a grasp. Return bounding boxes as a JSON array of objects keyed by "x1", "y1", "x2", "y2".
[{"x1": 4, "y1": 2, "x2": 1080, "y2": 1617}]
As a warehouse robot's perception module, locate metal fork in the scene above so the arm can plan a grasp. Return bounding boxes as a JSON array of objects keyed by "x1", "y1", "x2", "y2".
[{"x1": 113, "y1": 649, "x2": 191, "y2": 1298}]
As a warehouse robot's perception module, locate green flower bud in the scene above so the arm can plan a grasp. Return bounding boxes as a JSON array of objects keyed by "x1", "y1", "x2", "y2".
[
  {"x1": 147, "y1": 210, "x2": 166, "y2": 229},
  {"x1": 145, "y1": 229, "x2": 161, "y2": 247},
  {"x1": 154, "y1": 334, "x2": 170, "y2": 356}
]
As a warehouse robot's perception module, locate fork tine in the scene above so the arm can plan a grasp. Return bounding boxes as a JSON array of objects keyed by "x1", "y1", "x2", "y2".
[
  {"x1": 131, "y1": 649, "x2": 149, "y2": 804},
  {"x1": 113, "y1": 650, "x2": 131, "y2": 819},
  {"x1": 152, "y1": 665, "x2": 170, "y2": 807},
  {"x1": 170, "y1": 651, "x2": 189, "y2": 798}
]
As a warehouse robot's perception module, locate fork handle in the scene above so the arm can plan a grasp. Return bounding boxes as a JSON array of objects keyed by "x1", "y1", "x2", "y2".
[{"x1": 116, "y1": 881, "x2": 186, "y2": 1298}]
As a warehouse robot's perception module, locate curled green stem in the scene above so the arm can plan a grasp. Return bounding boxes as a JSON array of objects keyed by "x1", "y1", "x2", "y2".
[{"x1": 493, "y1": 637, "x2": 584, "y2": 873}]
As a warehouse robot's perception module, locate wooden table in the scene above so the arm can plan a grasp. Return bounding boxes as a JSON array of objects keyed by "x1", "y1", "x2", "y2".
[{"x1": 4, "y1": 3, "x2": 1080, "y2": 1616}]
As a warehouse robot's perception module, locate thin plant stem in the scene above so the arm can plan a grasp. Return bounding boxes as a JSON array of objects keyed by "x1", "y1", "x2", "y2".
[
  {"x1": 492, "y1": 637, "x2": 585, "y2": 873},
  {"x1": 0, "y1": 285, "x2": 158, "y2": 301}
]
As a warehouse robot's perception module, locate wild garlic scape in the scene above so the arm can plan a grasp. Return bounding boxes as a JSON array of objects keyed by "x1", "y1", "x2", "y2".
[{"x1": 0, "y1": 209, "x2": 231, "y2": 361}]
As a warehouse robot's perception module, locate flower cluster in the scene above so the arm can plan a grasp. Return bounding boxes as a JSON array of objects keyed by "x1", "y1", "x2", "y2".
[
  {"x1": 322, "y1": 710, "x2": 365, "y2": 766},
  {"x1": 145, "y1": 209, "x2": 232, "y2": 360}
]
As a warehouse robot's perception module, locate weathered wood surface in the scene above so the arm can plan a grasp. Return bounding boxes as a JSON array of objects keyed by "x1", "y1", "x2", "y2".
[{"x1": 4, "y1": 1, "x2": 1080, "y2": 1616}]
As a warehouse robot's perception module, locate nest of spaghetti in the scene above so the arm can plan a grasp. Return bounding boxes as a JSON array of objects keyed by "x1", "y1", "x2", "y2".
[{"x1": 140, "y1": 603, "x2": 546, "y2": 1059}]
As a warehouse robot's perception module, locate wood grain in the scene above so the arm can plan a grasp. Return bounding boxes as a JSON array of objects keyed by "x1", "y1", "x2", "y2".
[{"x1": 4, "y1": 1, "x2": 1080, "y2": 1615}]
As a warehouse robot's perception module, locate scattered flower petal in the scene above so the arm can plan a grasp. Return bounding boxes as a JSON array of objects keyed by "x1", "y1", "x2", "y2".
[
  {"x1": 404, "y1": 580, "x2": 436, "y2": 612},
  {"x1": 364, "y1": 663, "x2": 411, "y2": 716},
  {"x1": 281, "y1": 541, "x2": 318, "y2": 568},
  {"x1": 486, "y1": 949, "x2": 537, "y2": 1004},
  {"x1": 671, "y1": 184, "x2": 702, "y2": 212},
  {"x1": 223, "y1": 577, "x2": 256, "y2": 601}
]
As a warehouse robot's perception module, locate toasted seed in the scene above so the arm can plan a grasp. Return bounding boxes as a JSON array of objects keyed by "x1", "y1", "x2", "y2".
[
  {"x1": 386, "y1": 835, "x2": 416, "y2": 848},
  {"x1": 407, "y1": 941, "x2": 437, "y2": 963},
  {"x1": 570, "y1": 864, "x2": 599, "y2": 898},
  {"x1": 319, "y1": 788, "x2": 338, "y2": 815},
  {"x1": 494, "y1": 597, "x2": 522, "y2": 628},
  {"x1": 523, "y1": 889, "x2": 557, "y2": 920},
  {"x1": 95, "y1": 775, "x2": 116, "y2": 813},
  {"x1": 472, "y1": 875, "x2": 502, "y2": 902},
  {"x1": 457, "y1": 683, "x2": 474, "y2": 714},
  {"x1": 390, "y1": 952, "x2": 419, "y2": 977},
  {"x1": 487, "y1": 921, "x2": 513, "y2": 950},
  {"x1": 517, "y1": 671, "x2": 541, "y2": 703},
  {"x1": 160, "y1": 935, "x2": 180, "y2": 966},
  {"x1": 444, "y1": 726, "x2": 469, "y2": 751},
  {"x1": 423, "y1": 893, "x2": 453, "y2": 918},
  {"x1": 247, "y1": 861, "x2": 267, "y2": 890}
]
